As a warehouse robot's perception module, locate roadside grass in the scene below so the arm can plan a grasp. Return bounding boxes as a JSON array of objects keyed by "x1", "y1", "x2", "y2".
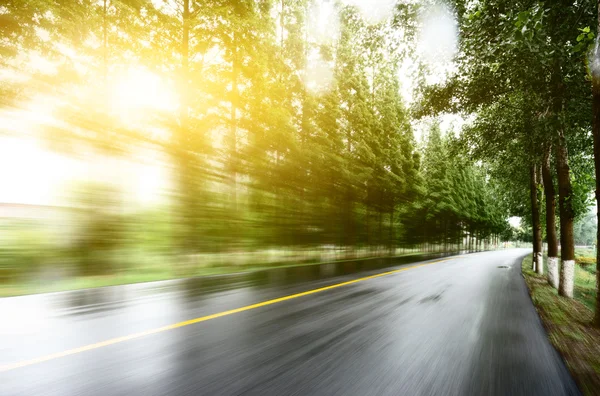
[
  {"x1": 574, "y1": 265, "x2": 597, "y2": 311},
  {"x1": 522, "y1": 255, "x2": 600, "y2": 395},
  {"x1": 0, "y1": 250, "x2": 436, "y2": 297},
  {"x1": 574, "y1": 247, "x2": 596, "y2": 260},
  {"x1": 551, "y1": 247, "x2": 598, "y2": 311}
]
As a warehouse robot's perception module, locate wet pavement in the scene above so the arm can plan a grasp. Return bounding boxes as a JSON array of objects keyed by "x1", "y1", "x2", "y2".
[{"x1": 0, "y1": 249, "x2": 580, "y2": 395}]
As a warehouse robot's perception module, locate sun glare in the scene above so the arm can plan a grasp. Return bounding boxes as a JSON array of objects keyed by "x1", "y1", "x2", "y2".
[
  {"x1": 111, "y1": 68, "x2": 179, "y2": 124},
  {"x1": 0, "y1": 65, "x2": 176, "y2": 207}
]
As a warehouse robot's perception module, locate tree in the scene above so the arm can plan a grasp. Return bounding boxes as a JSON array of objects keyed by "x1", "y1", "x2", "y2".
[
  {"x1": 592, "y1": 0, "x2": 600, "y2": 325},
  {"x1": 1, "y1": 0, "x2": 519, "y2": 280},
  {"x1": 422, "y1": 0, "x2": 597, "y2": 297},
  {"x1": 541, "y1": 145, "x2": 559, "y2": 287}
]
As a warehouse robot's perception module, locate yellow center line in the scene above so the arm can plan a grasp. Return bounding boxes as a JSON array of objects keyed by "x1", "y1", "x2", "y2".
[{"x1": 1, "y1": 258, "x2": 452, "y2": 372}]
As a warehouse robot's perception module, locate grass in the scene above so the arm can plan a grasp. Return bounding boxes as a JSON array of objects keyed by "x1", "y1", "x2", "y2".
[
  {"x1": 522, "y1": 254, "x2": 600, "y2": 395},
  {"x1": 0, "y1": 250, "x2": 437, "y2": 297},
  {"x1": 556, "y1": 247, "x2": 598, "y2": 311},
  {"x1": 574, "y1": 264, "x2": 597, "y2": 311},
  {"x1": 575, "y1": 247, "x2": 597, "y2": 260}
]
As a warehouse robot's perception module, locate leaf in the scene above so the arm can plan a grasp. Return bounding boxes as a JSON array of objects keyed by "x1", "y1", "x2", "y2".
[{"x1": 518, "y1": 11, "x2": 529, "y2": 23}]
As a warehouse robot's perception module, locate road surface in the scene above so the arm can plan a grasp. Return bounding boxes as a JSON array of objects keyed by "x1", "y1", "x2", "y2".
[{"x1": 0, "y1": 249, "x2": 580, "y2": 395}]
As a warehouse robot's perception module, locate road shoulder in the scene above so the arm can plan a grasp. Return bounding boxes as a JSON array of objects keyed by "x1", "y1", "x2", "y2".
[{"x1": 521, "y1": 254, "x2": 600, "y2": 396}]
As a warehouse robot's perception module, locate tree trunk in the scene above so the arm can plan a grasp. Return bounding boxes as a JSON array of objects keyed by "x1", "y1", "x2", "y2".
[
  {"x1": 229, "y1": 32, "x2": 239, "y2": 211},
  {"x1": 181, "y1": 0, "x2": 189, "y2": 90},
  {"x1": 542, "y1": 146, "x2": 559, "y2": 286},
  {"x1": 469, "y1": 228, "x2": 473, "y2": 252},
  {"x1": 175, "y1": 0, "x2": 194, "y2": 255},
  {"x1": 103, "y1": 0, "x2": 108, "y2": 85},
  {"x1": 389, "y1": 207, "x2": 394, "y2": 254},
  {"x1": 469, "y1": 228, "x2": 472, "y2": 252},
  {"x1": 556, "y1": 131, "x2": 575, "y2": 298},
  {"x1": 365, "y1": 205, "x2": 370, "y2": 247},
  {"x1": 530, "y1": 164, "x2": 542, "y2": 272},
  {"x1": 592, "y1": 0, "x2": 600, "y2": 325},
  {"x1": 444, "y1": 220, "x2": 448, "y2": 252},
  {"x1": 378, "y1": 196, "x2": 383, "y2": 248}
]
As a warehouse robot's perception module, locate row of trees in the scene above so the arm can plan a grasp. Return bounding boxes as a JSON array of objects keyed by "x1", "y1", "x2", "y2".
[
  {"x1": 0, "y1": 0, "x2": 511, "y2": 281},
  {"x1": 421, "y1": 0, "x2": 599, "y2": 322},
  {"x1": 405, "y1": 123, "x2": 510, "y2": 250}
]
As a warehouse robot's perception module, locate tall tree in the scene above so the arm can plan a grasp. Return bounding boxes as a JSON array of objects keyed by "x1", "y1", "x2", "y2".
[
  {"x1": 530, "y1": 164, "x2": 543, "y2": 273},
  {"x1": 541, "y1": 145, "x2": 559, "y2": 287},
  {"x1": 592, "y1": 0, "x2": 600, "y2": 325}
]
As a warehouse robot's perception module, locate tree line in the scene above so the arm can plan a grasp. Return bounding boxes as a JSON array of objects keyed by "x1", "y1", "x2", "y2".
[
  {"x1": 0, "y1": 0, "x2": 514, "y2": 284},
  {"x1": 421, "y1": 0, "x2": 600, "y2": 323}
]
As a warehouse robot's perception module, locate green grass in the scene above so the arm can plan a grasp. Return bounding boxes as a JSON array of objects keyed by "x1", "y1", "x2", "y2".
[
  {"x1": 522, "y1": 255, "x2": 600, "y2": 395},
  {"x1": 0, "y1": 250, "x2": 436, "y2": 297},
  {"x1": 572, "y1": 247, "x2": 596, "y2": 311},
  {"x1": 574, "y1": 264, "x2": 597, "y2": 311},
  {"x1": 575, "y1": 247, "x2": 597, "y2": 260}
]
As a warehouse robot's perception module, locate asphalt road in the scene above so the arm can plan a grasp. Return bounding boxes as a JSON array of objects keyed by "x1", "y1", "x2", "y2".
[{"x1": 0, "y1": 249, "x2": 580, "y2": 395}]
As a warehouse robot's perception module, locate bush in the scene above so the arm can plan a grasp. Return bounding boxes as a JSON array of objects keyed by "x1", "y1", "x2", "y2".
[
  {"x1": 0, "y1": 224, "x2": 57, "y2": 283},
  {"x1": 68, "y1": 182, "x2": 127, "y2": 276},
  {"x1": 575, "y1": 256, "x2": 596, "y2": 268}
]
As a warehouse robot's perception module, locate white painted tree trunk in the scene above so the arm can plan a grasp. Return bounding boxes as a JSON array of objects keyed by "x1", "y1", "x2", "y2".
[
  {"x1": 562, "y1": 260, "x2": 575, "y2": 298},
  {"x1": 547, "y1": 257, "x2": 559, "y2": 289},
  {"x1": 535, "y1": 252, "x2": 544, "y2": 275}
]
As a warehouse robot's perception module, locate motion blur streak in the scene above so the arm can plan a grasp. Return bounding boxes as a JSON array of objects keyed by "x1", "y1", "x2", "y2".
[
  {"x1": 0, "y1": 250, "x2": 581, "y2": 395},
  {"x1": 0, "y1": 258, "x2": 447, "y2": 373}
]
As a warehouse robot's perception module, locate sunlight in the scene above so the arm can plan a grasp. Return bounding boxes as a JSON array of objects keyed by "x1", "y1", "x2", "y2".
[
  {"x1": 110, "y1": 67, "x2": 179, "y2": 125},
  {"x1": 0, "y1": 67, "x2": 174, "y2": 207},
  {"x1": 2, "y1": 1, "x2": 598, "y2": 392},
  {"x1": 0, "y1": 136, "x2": 73, "y2": 205}
]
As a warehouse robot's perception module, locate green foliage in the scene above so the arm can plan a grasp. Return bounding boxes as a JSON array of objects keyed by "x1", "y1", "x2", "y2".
[
  {"x1": 401, "y1": 122, "x2": 510, "y2": 247},
  {"x1": 574, "y1": 26, "x2": 595, "y2": 55},
  {"x1": 0, "y1": 0, "x2": 514, "y2": 288},
  {"x1": 421, "y1": 0, "x2": 596, "y2": 264},
  {"x1": 0, "y1": 222, "x2": 54, "y2": 283},
  {"x1": 68, "y1": 183, "x2": 127, "y2": 276},
  {"x1": 574, "y1": 211, "x2": 598, "y2": 246},
  {"x1": 576, "y1": 256, "x2": 596, "y2": 268}
]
